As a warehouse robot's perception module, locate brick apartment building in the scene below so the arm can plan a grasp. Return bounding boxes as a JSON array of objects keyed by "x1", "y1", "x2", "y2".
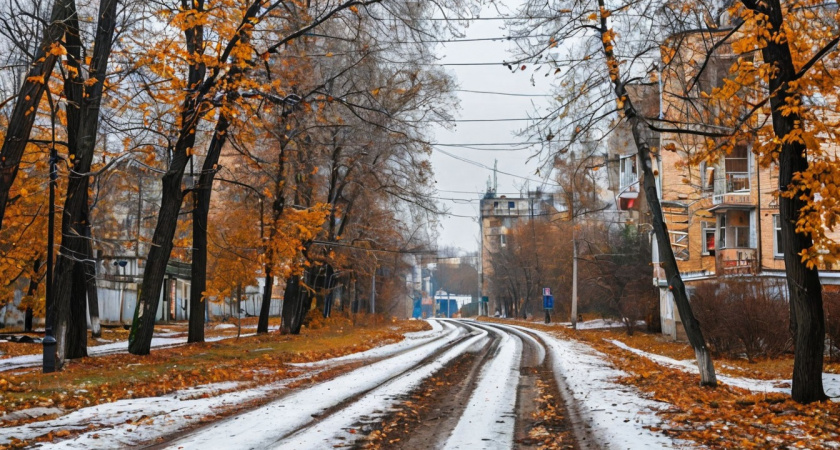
[{"x1": 610, "y1": 27, "x2": 840, "y2": 340}]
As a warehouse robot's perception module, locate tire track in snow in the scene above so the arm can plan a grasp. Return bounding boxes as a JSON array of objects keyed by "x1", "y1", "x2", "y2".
[
  {"x1": 158, "y1": 320, "x2": 474, "y2": 449},
  {"x1": 443, "y1": 321, "x2": 523, "y2": 450},
  {"x1": 272, "y1": 321, "x2": 490, "y2": 448}
]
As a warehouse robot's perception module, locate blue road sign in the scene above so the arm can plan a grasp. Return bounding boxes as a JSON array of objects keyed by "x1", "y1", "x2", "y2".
[{"x1": 543, "y1": 295, "x2": 554, "y2": 310}]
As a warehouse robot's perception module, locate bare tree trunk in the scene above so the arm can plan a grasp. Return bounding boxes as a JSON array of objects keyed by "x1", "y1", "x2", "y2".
[
  {"x1": 742, "y1": 0, "x2": 827, "y2": 404},
  {"x1": 24, "y1": 258, "x2": 41, "y2": 332},
  {"x1": 53, "y1": 0, "x2": 119, "y2": 367},
  {"x1": 632, "y1": 116, "x2": 716, "y2": 386},
  {"x1": 189, "y1": 114, "x2": 230, "y2": 343},
  {"x1": 258, "y1": 266, "x2": 273, "y2": 334},
  {"x1": 259, "y1": 144, "x2": 287, "y2": 334},
  {"x1": 0, "y1": 0, "x2": 72, "y2": 230},
  {"x1": 591, "y1": 0, "x2": 716, "y2": 386},
  {"x1": 281, "y1": 275, "x2": 301, "y2": 334},
  {"x1": 65, "y1": 261, "x2": 88, "y2": 359},
  {"x1": 83, "y1": 235, "x2": 100, "y2": 338},
  {"x1": 128, "y1": 153, "x2": 189, "y2": 355}
]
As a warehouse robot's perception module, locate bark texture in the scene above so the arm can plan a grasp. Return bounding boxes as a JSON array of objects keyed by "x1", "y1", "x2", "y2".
[
  {"x1": 188, "y1": 115, "x2": 230, "y2": 343},
  {"x1": 743, "y1": 0, "x2": 827, "y2": 403},
  {"x1": 53, "y1": 0, "x2": 119, "y2": 366}
]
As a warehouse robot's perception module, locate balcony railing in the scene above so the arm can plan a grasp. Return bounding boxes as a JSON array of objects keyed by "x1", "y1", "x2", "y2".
[
  {"x1": 715, "y1": 248, "x2": 757, "y2": 276},
  {"x1": 712, "y1": 192, "x2": 751, "y2": 206}
]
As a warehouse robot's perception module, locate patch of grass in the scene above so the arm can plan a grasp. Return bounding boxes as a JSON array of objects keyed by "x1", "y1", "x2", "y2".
[{"x1": 0, "y1": 318, "x2": 430, "y2": 430}]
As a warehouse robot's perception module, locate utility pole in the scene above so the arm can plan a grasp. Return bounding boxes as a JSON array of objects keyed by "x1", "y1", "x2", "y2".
[
  {"x1": 570, "y1": 153, "x2": 579, "y2": 330},
  {"x1": 370, "y1": 269, "x2": 376, "y2": 314},
  {"x1": 571, "y1": 239, "x2": 578, "y2": 329}
]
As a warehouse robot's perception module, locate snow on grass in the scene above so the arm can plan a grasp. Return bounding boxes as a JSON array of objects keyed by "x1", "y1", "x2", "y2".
[
  {"x1": 607, "y1": 339, "x2": 840, "y2": 399},
  {"x1": 518, "y1": 326, "x2": 682, "y2": 449},
  {"x1": 160, "y1": 321, "x2": 468, "y2": 449},
  {"x1": 0, "y1": 379, "x2": 272, "y2": 448},
  {"x1": 278, "y1": 322, "x2": 489, "y2": 448},
  {"x1": 0, "y1": 332, "x2": 254, "y2": 373},
  {"x1": 289, "y1": 318, "x2": 445, "y2": 368},
  {"x1": 0, "y1": 322, "x2": 448, "y2": 448},
  {"x1": 444, "y1": 323, "x2": 522, "y2": 450}
]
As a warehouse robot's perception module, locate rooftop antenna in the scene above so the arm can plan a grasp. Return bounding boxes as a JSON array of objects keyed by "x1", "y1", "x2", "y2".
[{"x1": 493, "y1": 159, "x2": 498, "y2": 194}]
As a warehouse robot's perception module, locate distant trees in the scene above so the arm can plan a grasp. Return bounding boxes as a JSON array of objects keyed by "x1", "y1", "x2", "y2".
[{"x1": 433, "y1": 260, "x2": 478, "y2": 298}]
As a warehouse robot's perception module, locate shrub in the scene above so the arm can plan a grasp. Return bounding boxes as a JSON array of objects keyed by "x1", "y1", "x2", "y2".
[
  {"x1": 825, "y1": 291, "x2": 840, "y2": 361},
  {"x1": 691, "y1": 279, "x2": 790, "y2": 361}
]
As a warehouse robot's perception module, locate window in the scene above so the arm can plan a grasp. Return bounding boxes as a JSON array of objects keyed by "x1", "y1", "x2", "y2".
[
  {"x1": 699, "y1": 161, "x2": 714, "y2": 192},
  {"x1": 774, "y1": 215, "x2": 784, "y2": 257},
  {"x1": 718, "y1": 215, "x2": 727, "y2": 249},
  {"x1": 619, "y1": 155, "x2": 637, "y2": 188},
  {"x1": 500, "y1": 234, "x2": 507, "y2": 247},
  {"x1": 508, "y1": 201, "x2": 515, "y2": 209},
  {"x1": 702, "y1": 221, "x2": 715, "y2": 255},
  {"x1": 734, "y1": 225, "x2": 750, "y2": 248},
  {"x1": 725, "y1": 144, "x2": 750, "y2": 192},
  {"x1": 669, "y1": 231, "x2": 689, "y2": 260}
]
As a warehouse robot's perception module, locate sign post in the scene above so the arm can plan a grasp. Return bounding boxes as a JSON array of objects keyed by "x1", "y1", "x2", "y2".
[{"x1": 542, "y1": 288, "x2": 553, "y2": 324}]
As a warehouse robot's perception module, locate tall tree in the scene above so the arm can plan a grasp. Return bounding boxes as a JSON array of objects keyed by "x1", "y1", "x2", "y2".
[
  {"x1": 52, "y1": 0, "x2": 120, "y2": 364},
  {"x1": 128, "y1": 0, "x2": 398, "y2": 355},
  {"x1": 513, "y1": 0, "x2": 718, "y2": 385}
]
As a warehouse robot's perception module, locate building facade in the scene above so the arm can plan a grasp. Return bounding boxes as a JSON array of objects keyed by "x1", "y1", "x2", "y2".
[
  {"x1": 479, "y1": 190, "x2": 558, "y2": 316},
  {"x1": 615, "y1": 27, "x2": 840, "y2": 340}
]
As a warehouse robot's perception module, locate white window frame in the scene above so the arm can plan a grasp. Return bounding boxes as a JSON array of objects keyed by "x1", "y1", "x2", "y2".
[
  {"x1": 701, "y1": 221, "x2": 716, "y2": 255},
  {"x1": 619, "y1": 154, "x2": 637, "y2": 189}
]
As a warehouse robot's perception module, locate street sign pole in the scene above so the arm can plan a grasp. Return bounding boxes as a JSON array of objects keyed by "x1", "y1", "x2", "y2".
[{"x1": 542, "y1": 288, "x2": 553, "y2": 324}]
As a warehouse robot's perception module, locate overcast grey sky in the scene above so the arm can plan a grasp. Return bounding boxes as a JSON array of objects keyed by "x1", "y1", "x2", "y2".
[{"x1": 429, "y1": 2, "x2": 556, "y2": 253}]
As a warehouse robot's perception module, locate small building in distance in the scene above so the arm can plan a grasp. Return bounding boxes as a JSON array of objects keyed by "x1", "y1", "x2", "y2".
[{"x1": 479, "y1": 186, "x2": 560, "y2": 316}]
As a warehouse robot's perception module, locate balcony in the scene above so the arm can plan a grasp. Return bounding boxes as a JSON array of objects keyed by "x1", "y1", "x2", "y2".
[
  {"x1": 715, "y1": 248, "x2": 757, "y2": 276},
  {"x1": 711, "y1": 172, "x2": 752, "y2": 207}
]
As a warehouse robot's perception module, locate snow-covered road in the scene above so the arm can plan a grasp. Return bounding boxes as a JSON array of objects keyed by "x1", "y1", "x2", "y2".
[{"x1": 3, "y1": 320, "x2": 702, "y2": 449}]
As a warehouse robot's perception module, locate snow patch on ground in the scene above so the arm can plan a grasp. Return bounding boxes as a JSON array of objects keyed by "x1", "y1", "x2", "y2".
[
  {"x1": 607, "y1": 339, "x2": 840, "y2": 399},
  {"x1": 444, "y1": 324, "x2": 522, "y2": 449},
  {"x1": 554, "y1": 319, "x2": 644, "y2": 330},
  {"x1": 0, "y1": 379, "x2": 293, "y2": 448},
  {"x1": 521, "y1": 327, "x2": 682, "y2": 449},
  {"x1": 161, "y1": 321, "x2": 468, "y2": 449},
  {"x1": 290, "y1": 318, "x2": 446, "y2": 368},
  {"x1": 278, "y1": 323, "x2": 489, "y2": 448}
]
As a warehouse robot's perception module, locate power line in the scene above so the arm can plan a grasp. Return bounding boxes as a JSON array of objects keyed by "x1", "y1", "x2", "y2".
[
  {"x1": 432, "y1": 146, "x2": 556, "y2": 187},
  {"x1": 421, "y1": 16, "x2": 560, "y2": 21},
  {"x1": 435, "y1": 145, "x2": 534, "y2": 152},
  {"x1": 455, "y1": 89, "x2": 554, "y2": 97},
  {"x1": 435, "y1": 142, "x2": 541, "y2": 147}
]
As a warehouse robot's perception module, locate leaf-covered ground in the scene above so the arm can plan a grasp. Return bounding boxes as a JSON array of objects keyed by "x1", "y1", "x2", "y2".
[
  {"x1": 483, "y1": 317, "x2": 840, "y2": 449},
  {"x1": 0, "y1": 316, "x2": 429, "y2": 437}
]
